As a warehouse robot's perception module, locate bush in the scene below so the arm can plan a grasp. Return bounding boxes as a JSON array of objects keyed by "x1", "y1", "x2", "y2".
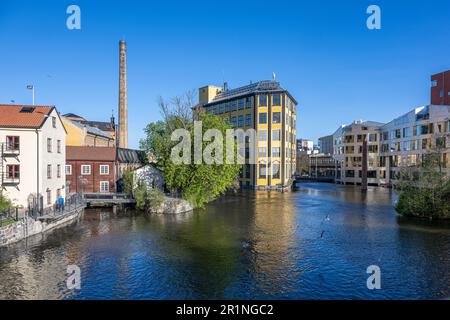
[
  {"x1": 133, "y1": 182, "x2": 148, "y2": 211},
  {"x1": 148, "y1": 188, "x2": 165, "y2": 208},
  {"x1": 122, "y1": 169, "x2": 134, "y2": 194},
  {"x1": 0, "y1": 194, "x2": 12, "y2": 212}
]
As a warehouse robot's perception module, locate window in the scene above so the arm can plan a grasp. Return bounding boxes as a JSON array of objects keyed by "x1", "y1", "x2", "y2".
[
  {"x1": 52, "y1": 117, "x2": 56, "y2": 128},
  {"x1": 212, "y1": 105, "x2": 217, "y2": 114},
  {"x1": 345, "y1": 170, "x2": 355, "y2": 178},
  {"x1": 245, "y1": 164, "x2": 251, "y2": 179},
  {"x1": 272, "y1": 130, "x2": 280, "y2": 141},
  {"x1": 47, "y1": 189, "x2": 52, "y2": 205},
  {"x1": 66, "y1": 165, "x2": 72, "y2": 175},
  {"x1": 245, "y1": 114, "x2": 251, "y2": 126},
  {"x1": 273, "y1": 112, "x2": 281, "y2": 124},
  {"x1": 100, "y1": 181, "x2": 109, "y2": 193},
  {"x1": 238, "y1": 115, "x2": 243, "y2": 127},
  {"x1": 259, "y1": 130, "x2": 267, "y2": 141},
  {"x1": 238, "y1": 99, "x2": 244, "y2": 110},
  {"x1": 259, "y1": 162, "x2": 267, "y2": 179},
  {"x1": 57, "y1": 140, "x2": 61, "y2": 153},
  {"x1": 431, "y1": 80, "x2": 438, "y2": 87},
  {"x1": 440, "y1": 89, "x2": 444, "y2": 98},
  {"x1": 47, "y1": 164, "x2": 52, "y2": 179},
  {"x1": 219, "y1": 104, "x2": 223, "y2": 114},
  {"x1": 368, "y1": 133, "x2": 377, "y2": 142},
  {"x1": 81, "y1": 165, "x2": 91, "y2": 175},
  {"x1": 231, "y1": 116, "x2": 236, "y2": 128},
  {"x1": 6, "y1": 136, "x2": 20, "y2": 151},
  {"x1": 225, "y1": 102, "x2": 230, "y2": 112},
  {"x1": 207, "y1": 106, "x2": 211, "y2": 113},
  {"x1": 259, "y1": 95, "x2": 267, "y2": 107},
  {"x1": 367, "y1": 171, "x2": 377, "y2": 179},
  {"x1": 47, "y1": 138, "x2": 52, "y2": 152},
  {"x1": 402, "y1": 127, "x2": 411, "y2": 138},
  {"x1": 6, "y1": 165, "x2": 20, "y2": 181},
  {"x1": 272, "y1": 162, "x2": 280, "y2": 179},
  {"x1": 245, "y1": 97, "x2": 252, "y2": 108},
  {"x1": 259, "y1": 147, "x2": 267, "y2": 157},
  {"x1": 272, "y1": 147, "x2": 280, "y2": 157},
  {"x1": 100, "y1": 165, "x2": 110, "y2": 175},
  {"x1": 259, "y1": 113, "x2": 267, "y2": 124},
  {"x1": 231, "y1": 100, "x2": 237, "y2": 111},
  {"x1": 273, "y1": 94, "x2": 281, "y2": 106},
  {"x1": 57, "y1": 164, "x2": 61, "y2": 178}
]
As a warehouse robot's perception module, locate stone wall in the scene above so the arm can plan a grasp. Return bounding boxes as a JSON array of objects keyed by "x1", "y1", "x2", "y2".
[
  {"x1": 0, "y1": 206, "x2": 84, "y2": 247},
  {"x1": 149, "y1": 197, "x2": 193, "y2": 214}
]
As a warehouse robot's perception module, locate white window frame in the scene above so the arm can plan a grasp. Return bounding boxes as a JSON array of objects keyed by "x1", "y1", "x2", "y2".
[
  {"x1": 66, "y1": 165, "x2": 72, "y2": 175},
  {"x1": 81, "y1": 165, "x2": 91, "y2": 175},
  {"x1": 100, "y1": 181, "x2": 109, "y2": 193},
  {"x1": 100, "y1": 165, "x2": 110, "y2": 175}
]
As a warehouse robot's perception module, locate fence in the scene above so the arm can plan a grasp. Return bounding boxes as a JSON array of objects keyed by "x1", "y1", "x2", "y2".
[
  {"x1": 0, "y1": 207, "x2": 20, "y2": 228},
  {"x1": 27, "y1": 193, "x2": 86, "y2": 220}
]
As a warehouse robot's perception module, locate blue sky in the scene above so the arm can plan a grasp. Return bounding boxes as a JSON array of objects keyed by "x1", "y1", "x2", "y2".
[{"x1": 0, "y1": 0, "x2": 449, "y2": 149}]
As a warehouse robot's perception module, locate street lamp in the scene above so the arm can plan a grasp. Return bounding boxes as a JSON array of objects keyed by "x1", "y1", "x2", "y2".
[{"x1": 27, "y1": 85, "x2": 34, "y2": 105}]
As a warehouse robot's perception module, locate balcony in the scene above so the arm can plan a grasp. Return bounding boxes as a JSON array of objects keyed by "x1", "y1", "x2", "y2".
[
  {"x1": 1, "y1": 174, "x2": 20, "y2": 186},
  {"x1": 2, "y1": 148, "x2": 20, "y2": 157}
]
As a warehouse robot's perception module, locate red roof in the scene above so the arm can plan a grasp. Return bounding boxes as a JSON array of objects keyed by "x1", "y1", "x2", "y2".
[
  {"x1": 66, "y1": 146, "x2": 116, "y2": 161},
  {"x1": 0, "y1": 104, "x2": 54, "y2": 128}
]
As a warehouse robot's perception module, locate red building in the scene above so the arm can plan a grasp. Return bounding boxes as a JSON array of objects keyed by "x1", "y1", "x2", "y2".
[
  {"x1": 66, "y1": 146, "x2": 117, "y2": 194},
  {"x1": 431, "y1": 70, "x2": 450, "y2": 105}
]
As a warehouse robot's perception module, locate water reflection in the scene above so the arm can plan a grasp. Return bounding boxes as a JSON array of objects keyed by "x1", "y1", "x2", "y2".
[{"x1": 0, "y1": 183, "x2": 449, "y2": 300}]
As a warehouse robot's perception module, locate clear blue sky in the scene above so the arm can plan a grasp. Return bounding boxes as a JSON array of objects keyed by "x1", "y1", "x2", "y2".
[{"x1": 1, "y1": 0, "x2": 449, "y2": 149}]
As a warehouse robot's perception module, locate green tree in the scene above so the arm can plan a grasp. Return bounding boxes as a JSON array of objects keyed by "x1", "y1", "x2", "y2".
[
  {"x1": 140, "y1": 93, "x2": 241, "y2": 208},
  {"x1": 396, "y1": 142, "x2": 450, "y2": 220},
  {"x1": 122, "y1": 168, "x2": 134, "y2": 194},
  {"x1": 0, "y1": 193, "x2": 12, "y2": 212}
]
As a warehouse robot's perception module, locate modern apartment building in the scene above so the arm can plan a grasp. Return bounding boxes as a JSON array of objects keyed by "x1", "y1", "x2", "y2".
[
  {"x1": 195, "y1": 80, "x2": 298, "y2": 189},
  {"x1": 0, "y1": 105, "x2": 66, "y2": 209},
  {"x1": 318, "y1": 135, "x2": 334, "y2": 155},
  {"x1": 431, "y1": 70, "x2": 450, "y2": 105},
  {"x1": 333, "y1": 120, "x2": 385, "y2": 186},
  {"x1": 379, "y1": 105, "x2": 450, "y2": 185}
]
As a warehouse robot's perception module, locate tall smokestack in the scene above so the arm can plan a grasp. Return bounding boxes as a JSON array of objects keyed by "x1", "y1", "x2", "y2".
[{"x1": 118, "y1": 40, "x2": 128, "y2": 149}]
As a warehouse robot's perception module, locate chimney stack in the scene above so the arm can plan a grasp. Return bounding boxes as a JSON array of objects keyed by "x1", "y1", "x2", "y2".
[{"x1": 118, "y1": 40, "x2": 128, "y2": 149}]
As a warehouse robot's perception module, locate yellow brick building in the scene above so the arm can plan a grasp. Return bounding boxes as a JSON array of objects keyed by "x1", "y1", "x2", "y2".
[{"x1": 196, "y1": 80, "x2": 297, "y2": 189}]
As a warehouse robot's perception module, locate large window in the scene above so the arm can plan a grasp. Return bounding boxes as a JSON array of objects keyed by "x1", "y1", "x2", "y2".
[
  {"x1": 273, "y1": 112, "x2": 281, "y2": 124},
  {"x1": 100, "y1": 181, "x2": 109, "y2": 193},
  {"x1": 259, "y1": 95, "x2": 267, "y2": 107},
  {"x1": 6, "y1": 165, "x2": 20, "y2": 181},
  {"x1": 238, "y1": 99, "x2": 244, "y2": 110},
  {"x1": 259, "y1": 130, "x2": 267, "y2": 141},
  {"x1": 47, "y1": 164, "x2": 52, "y2": 179},
  {"x1": 272, "y1": 130, "x2": 281, "y2": 141},
  {"x1": 6, "y1": 136, "x2": 20, "y2": 151},
  {"x1": 231, "y1": 116, "x2": 236, "y2": 128},
  {"x1": 273, "y1": 94, "x2": 281, "y2": 106},
  {"x1": 259, "y1": 162, "x2": 267, "y2": 179},
  {"x1": 100, "y1": 165, "x2": 110, "y2": 175},
  {"x1": 81, "y1": 165, "x2": 91, "y2": 175},
  {"x1": 245, "y1": 114, "x2": 251, "y2": 126},
  {"x1": 272, "y1": 147, "x2": 280, "y2": 157},
  {"x1": 259, "y1": 113, "x2": 267, "y2": 124},
  {"x1": 238, "y1": 115, "x2": 244, "y2": 128},
  {"x1": 272, "y1": 162, "x2": 280, "y2": 179},
  {"x1": 245, "y1": 97, "x2": 252, "y2": 109},
  {"x1": 259, "y1": 147, "x2": 267, "y2": 157},
  {"x1": 47, "y1": 138, "x2": 52, "y2": 153},
  {"x1": 225, "y1": 102, "x2": 230, "y2": 112},
  {"x1": 231, "y1": 100, "x2": 237, "y2": 111}
]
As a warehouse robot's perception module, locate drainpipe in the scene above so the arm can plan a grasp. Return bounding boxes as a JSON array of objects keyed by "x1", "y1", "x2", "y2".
[{"x1": 35, "y1": 129, "x2": 39, "y2": 214}]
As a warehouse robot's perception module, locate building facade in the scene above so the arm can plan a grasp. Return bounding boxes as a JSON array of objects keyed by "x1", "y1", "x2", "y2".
[
  {"x1": 196, "y1": 80, "x2": 297, "y2": 189},
  {"x1": 62, "y1": 117, "x2": 115, "y2": 147},
  {"x1": 0, "y1": 105, "x2": 66, "y2": 209},
  {"x1": 431, "y1": 70, "x2": 450, "y2": 106},
  {"x1": 333, "y1": 121, "x2": 384, "y2": 186},
  {"x1": 296, "y1": 139, "x2": 314, "y2": 154},
  {"x1": 319, "y1": 135, "x2": 334, "y2": 155},
  {"x1": 66, "y1": 146, "x2": 116, "y2": 194}
]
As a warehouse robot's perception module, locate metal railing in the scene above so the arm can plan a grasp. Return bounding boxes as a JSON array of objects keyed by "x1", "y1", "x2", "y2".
[
  {"x1": 0, "y1": 207, "x2": 20, "y2": 228},
  {"x1": 28, "y1": 193, "x2": 86, "y2": 220}
]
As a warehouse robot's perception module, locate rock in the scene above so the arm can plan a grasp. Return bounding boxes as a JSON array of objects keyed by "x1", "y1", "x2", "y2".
[{"x1": 148, "y1": 197, "x2": 193, "y2": 214}]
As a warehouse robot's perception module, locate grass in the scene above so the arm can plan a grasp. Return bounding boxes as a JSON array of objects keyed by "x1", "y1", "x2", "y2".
[{"x1": 0, "y1": 217, "x2": 19, "y2": 228}]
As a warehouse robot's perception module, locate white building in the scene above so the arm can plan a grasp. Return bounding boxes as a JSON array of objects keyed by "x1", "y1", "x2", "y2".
[
  {"x1": 0, "y1": 105, "x2": 67, "y2": 210},
  {"x1": 379, "y1": 105, "x2": 450, "y2": 185},
  {"x1": 331, "y1": 106, "x2": 450, "y2": 187},
  {"x1": 333, "y1": 120, "x2": 385, "y2": 186}
]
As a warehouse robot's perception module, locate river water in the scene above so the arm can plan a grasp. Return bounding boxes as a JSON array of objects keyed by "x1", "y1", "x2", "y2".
[{"x1": 0, "y1": 183, "x2": 449, "y2": 300}]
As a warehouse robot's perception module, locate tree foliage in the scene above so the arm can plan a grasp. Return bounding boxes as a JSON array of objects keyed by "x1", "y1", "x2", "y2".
[
  {"x1": 140, "y1": 92, "x2": 241, "y2": 208},
  {"x1": 0, "y1": 193, "x2": 12, "y2": 212},
  {"x1": 396, "y1": 144, "x2": 450, "y2": 220}
]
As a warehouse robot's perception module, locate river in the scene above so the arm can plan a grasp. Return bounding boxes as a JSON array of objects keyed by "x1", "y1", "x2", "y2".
[{"x1": 0, "y1": 183, "x2": 449, "y2": 300}]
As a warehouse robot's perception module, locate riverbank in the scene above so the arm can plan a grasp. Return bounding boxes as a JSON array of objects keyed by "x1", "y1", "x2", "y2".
[{"x1": 0, "y1": 204, "x2": 85, "y2": 247}]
